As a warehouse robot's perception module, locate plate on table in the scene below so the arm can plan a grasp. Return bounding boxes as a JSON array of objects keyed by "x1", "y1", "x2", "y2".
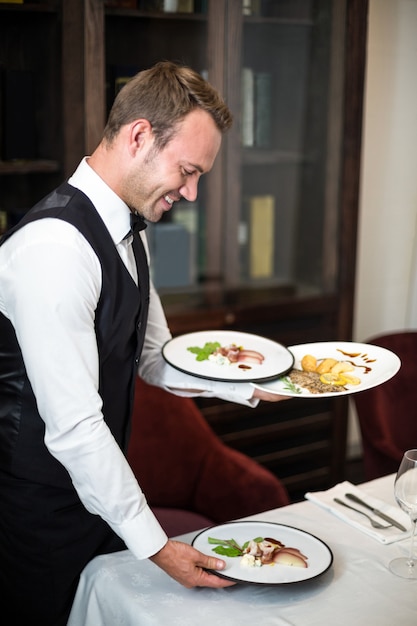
[
  {"x1": 251, "y1": 341, "x2": 401, "y2": 398},
  {"x1": 192, "y1": 520, "x2": 333, "y2": 584},
  {"x1": 162, "y1": 330, "x2": 294, "y2": 382}
]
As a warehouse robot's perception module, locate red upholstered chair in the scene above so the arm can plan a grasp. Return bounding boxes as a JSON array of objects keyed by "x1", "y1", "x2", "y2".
[
  {"x1": 352, "y1": 330, "x2": 417, "y2": 480},
  {"x1": 127, "y1": 377, "x2": 290, "y2": 537}
]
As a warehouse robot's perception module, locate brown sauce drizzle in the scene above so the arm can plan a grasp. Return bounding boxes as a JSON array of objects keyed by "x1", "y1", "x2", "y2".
[
  {"x1": 337, "y1": 349, "x2": 361, "y2": 358},
  {"x1": 336, "y1": 348, "x2": 376, "y2": 374},
  {"x1": 238, "y1": 364, "x2": 252, "y2": 370}
]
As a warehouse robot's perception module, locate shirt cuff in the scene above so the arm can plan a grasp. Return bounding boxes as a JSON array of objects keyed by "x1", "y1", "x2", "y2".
[
  {"x1": 160, "y1": 364, "x2": 259, "y2": 407},
  {"x1": 198, "y1": 380, "x2": 259, "y2": 406},
  {"x1": 108, "y1": 503, "x2": 168, "y2": 560}
]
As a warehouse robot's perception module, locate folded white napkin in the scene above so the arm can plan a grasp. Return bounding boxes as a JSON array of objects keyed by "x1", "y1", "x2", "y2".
[{"x1": 305, "y1": 481, "x2": 411, "y2": 544}]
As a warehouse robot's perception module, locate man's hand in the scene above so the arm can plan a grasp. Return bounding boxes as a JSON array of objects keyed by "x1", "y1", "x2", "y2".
[
  {"x1": 251, "y1": 387, "x2": 291, "y2": 402},
  {"x1": 149, "y1": 539, "x2": 236, "y2": 588}
]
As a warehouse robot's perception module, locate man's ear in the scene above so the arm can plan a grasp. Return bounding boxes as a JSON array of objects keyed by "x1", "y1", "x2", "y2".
[{"x1": 128, "y1": 119, "x2": 153, "y2": 155}]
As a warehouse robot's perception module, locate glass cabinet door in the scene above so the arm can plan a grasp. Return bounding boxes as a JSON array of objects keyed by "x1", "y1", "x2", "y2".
[{"x1": 223, "y1": 0, "x2": 345, "y2": 300}]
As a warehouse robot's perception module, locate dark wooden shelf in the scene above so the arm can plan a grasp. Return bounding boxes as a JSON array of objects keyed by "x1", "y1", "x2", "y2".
[
  {"x1": 105, "y1": 7, "x2": 207, "y2": 20},
  {"x1": 0, "y1": 160, "x2": 60, "y2": 175},
  {"x1": 0, "y1": 2, "x2": 56, "y2": 13},
  {"x1": 242, "y1": 148, "x2": 309, "y2": 166},
  {"x1": 243, "y1": 16, "x2": 313, "y2": 26}
]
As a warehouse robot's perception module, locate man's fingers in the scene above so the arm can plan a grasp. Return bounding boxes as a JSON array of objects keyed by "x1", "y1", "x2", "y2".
[
  {"x1": 252, "y1": 388, "x2": 292, "y2": 402},
  {"x1": 199, "y1": 555, "x2": 227, "y2": 572},
  {"x1": 151, "y1": 540, "x2": 237, "y2": 588},
  {"x1": 194, "y1": 554, "x2": 236, "y2": 587}
]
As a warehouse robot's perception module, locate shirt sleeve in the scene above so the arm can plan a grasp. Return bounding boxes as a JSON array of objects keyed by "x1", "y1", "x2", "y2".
[{"x1": 0, "y1": 220, "x2": 167, "y2": 560}]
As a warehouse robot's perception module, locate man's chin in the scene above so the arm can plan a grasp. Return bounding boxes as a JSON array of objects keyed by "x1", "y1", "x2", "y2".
[{"x1": 143, "y1": 209, "x2": 164, "y2": 223}]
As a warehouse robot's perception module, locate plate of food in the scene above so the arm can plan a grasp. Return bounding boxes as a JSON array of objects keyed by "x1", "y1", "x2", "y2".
[
  {"x1": 162, "y1": 330, "x2": 294, "y2": 382},
  {"x1": 192, "y1": 520, "x2": 333, "y2": 584},
  {"x1": 251, "y1": 341, "x2": 401, "y2": 398}
]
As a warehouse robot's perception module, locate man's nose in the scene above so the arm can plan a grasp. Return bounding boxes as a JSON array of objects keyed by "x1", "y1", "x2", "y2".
[{"x1": 179, "y1": 177, "x2": 199, "y2": 202}]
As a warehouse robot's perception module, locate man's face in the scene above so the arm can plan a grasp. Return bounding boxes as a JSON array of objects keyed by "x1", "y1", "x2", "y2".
[{"x1": 122, "y1": 108, "x2": 222, "y2": 222}]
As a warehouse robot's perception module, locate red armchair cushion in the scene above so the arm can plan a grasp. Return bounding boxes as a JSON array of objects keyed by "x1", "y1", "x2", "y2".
[
  {"x1": 353, "y1": 331, "x2": 417, "y2": 480},
  {"x1": 127, "y1": 378, "x2": 289, "y2": 526},
  {"x1": 152, "y1": 508, "x2": 214, "y2": 537}
]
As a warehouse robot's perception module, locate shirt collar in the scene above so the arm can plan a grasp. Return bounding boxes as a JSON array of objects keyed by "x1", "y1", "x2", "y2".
[{"x1": 68, "y1": 157, "x2": 131, "y2": 244}]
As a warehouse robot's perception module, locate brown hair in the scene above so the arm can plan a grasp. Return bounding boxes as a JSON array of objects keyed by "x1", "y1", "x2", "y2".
[{"x1": 103, "y1": 61, "x2": 233, "y2": 149}]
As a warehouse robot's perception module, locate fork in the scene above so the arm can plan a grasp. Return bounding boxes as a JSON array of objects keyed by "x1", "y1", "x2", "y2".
[{"x1": 333, "y1": 497, "x2": 392, "y2": 529}]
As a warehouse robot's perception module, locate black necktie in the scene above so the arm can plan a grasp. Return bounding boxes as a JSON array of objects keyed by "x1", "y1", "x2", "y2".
[{"x1": 124, "y1": 212, "x2": 147, "y2": 239}]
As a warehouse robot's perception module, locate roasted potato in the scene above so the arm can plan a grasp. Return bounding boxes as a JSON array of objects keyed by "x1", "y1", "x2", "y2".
[
  {"x1": 301, "y1": 354, "x2": 318, "y2": 372},
  {"x1": 316, "y1": 358, "x2": 338, "y2": 374},
  {"x1": 331, "y1": 361, "x2": 354, "y2": 375}
]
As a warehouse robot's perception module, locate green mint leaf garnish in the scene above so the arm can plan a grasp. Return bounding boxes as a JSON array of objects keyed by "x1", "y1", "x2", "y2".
[
  {"x1": 208, "y1": 536, "x2": 265, "y2": 558},
  {"x1": 211, "y1": 545, "x2": 243, "y2": 557},
  {"x1": 187, "y1": 342, "x2": 221, "y2": 361}
]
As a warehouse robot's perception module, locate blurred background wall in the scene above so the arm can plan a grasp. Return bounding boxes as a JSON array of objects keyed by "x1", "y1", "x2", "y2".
[{"x1": 349, "y1": 0, "x2": 417, "y2": 455}]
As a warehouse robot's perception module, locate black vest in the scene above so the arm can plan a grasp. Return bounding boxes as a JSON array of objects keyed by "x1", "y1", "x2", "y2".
[{"x1": 0, "y1": 182, "x2": 149, "y2": 488}]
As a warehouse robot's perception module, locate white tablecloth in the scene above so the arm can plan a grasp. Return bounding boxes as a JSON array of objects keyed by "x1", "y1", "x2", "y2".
[{"x1": 68, "y1": 475, "x2": 416, "y2": 625}]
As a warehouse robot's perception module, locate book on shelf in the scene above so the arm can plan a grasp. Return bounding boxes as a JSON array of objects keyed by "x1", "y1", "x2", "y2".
[
  {"x1": 113, "y1": 66, "x2": 140, "y2": 94},
  {"x1": 249, "y1": 194, "x2": 275, "y2": 279},
  {"x1": 162, "y1": 0, "x2": 194, "y2": 11},
  {"x1": 243, "y1": 0, "x2": 307, "y2": 17},
  {"x1": 110, "y1": 1, "x2": 205, "y2": 15},
  {"x1": 241, "y1": 68, "x2": 272, "y2": 148},
  {"x1": 114, "y1": 75, "x2": 132, "y2": 94},
  {"x1": 172, "y1": 200, "x2": 199, "y2": 283},
  {"x1": 107, "y1": 65, "x2": 140, "y2": 110},
  {"x1": 163, "y1": 0, "x2": 178, "y2": 10},
  {"x1": 147, "y1": 222, "x2": 192, "y2": 289},
  {"x1": 242, "y1": 0, "x2": 261, "y2": 15},
  {"x1": 0, "y1": 210, "x2": 8, "y2": 236},
  {"x1": 241, "y1": 68, "x2": 255, "y2": 147},
  {"x1": 255, "y1": 72, "x2": 272, "y2": 148},
  {"x1": 146, "y1": 200, "x2": 199, "y2": 288},
  {"x1": 177, "y1": 0, "x2": 194, "y2": 12}
]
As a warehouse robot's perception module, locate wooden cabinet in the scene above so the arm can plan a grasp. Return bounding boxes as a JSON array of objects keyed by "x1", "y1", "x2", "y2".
[
  {"x1": 0, "y1": 1, "x2": 62, "y2": 228},
  {"x1": 0, "y1": 0, "x2": 368, "y2": 501}
]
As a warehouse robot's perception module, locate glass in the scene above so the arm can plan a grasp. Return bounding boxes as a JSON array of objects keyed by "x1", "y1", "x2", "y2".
[{"x1": 389, "y1": 449, "x2": 417, "y2": 579}]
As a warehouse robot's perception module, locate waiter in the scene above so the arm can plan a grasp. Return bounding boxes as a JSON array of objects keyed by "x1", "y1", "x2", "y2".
[{"x1": 0, "y1": 61, "x2": 285, "y2": 625}]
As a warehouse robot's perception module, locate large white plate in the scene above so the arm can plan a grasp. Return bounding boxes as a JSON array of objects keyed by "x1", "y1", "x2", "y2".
[
  {"x1": 251, "y1": 341, "x2": 401, "y2": 398},
  {"x1": 192, "y1": 520, "x2": 333, "y2": 584},
  {"x1": 162, "y1": 330, "x2": 294, "y2": 382}
]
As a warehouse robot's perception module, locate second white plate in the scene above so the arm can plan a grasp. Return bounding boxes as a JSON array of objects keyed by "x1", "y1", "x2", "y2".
[{"x1": 251, "y1": 341, "x2": 401, "y2": 398}]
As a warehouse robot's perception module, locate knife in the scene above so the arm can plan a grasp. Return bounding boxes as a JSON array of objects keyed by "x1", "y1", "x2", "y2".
[{"x1": 345, "y1": 493, "x2": 407, "y2": 532}]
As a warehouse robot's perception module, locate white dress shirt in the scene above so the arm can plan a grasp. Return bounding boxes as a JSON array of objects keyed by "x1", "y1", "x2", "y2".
[{"x1": 0, "y1": 158, "x2": 257, "y2": 561}]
